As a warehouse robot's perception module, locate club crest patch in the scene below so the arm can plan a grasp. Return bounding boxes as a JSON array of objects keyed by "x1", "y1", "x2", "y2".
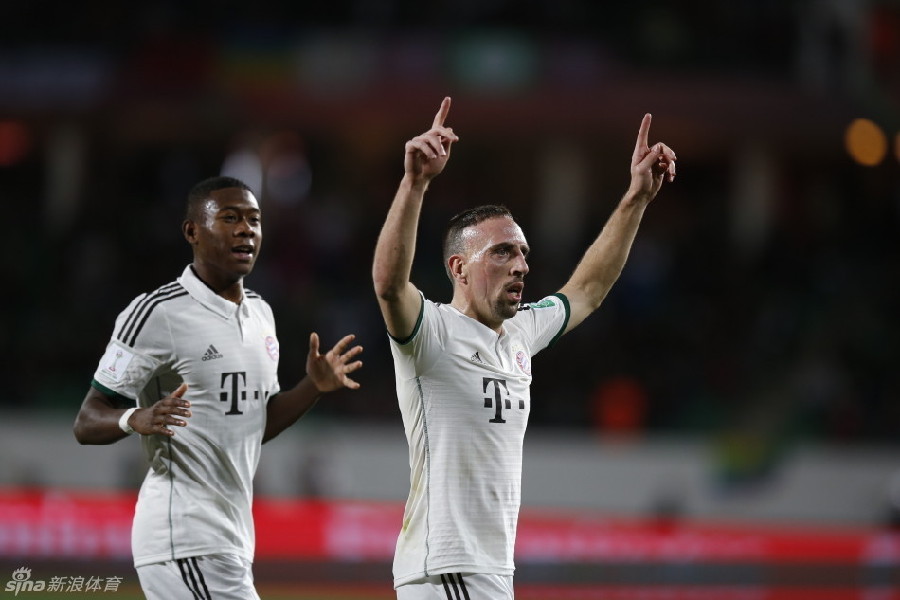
[
  {"x1": 515, "y1": 350, "x2": 531, "y2": 375},
  {"x1": 265, "y1": 335, "x2": 279, "y2": 361}
]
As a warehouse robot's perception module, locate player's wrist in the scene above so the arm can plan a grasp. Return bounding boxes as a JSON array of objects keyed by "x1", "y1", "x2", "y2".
[
  {"x1": 118, "y1": 407, "x2": 138, "y2": 435},
  {"x1": 306, "y1": 375, "x2": 328, "y2": 395},
  {"x1": 402, "y1": 172, "x2": 432, "y2": 193},
  {"x1": 621, "y1": 187, "x2": 653, "y2": 208}
]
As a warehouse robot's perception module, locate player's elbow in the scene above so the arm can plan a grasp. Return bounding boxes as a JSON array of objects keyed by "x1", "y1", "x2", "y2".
[
  {"x1": 372, "y1": 273, "x2": 403, "y2": 302},
  {"x1": 72, "y1": 416, "x2": 91, "y2": 445},
  {"x1": 72, "y1": 411, "x2": 105, "y2": 445}
]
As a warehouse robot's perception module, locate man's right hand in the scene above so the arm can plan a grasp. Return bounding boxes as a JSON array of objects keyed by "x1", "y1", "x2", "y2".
[
  {"x1": 404, "y1": 96, "x2": 459, "y2": 184},
  {"x1": 132, "y1": 383, "x2": 191, "y2": 437}
]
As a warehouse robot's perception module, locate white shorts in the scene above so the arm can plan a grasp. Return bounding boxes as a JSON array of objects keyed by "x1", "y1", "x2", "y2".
[
  {"x1": 396, "y1": 572, "x2": 514, "y2": 600},
  {"x1": 136, "y1": 554, "x2": 259, "y2": 600}
]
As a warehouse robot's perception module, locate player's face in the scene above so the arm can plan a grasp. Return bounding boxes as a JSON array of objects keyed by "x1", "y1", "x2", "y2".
[
  {"x1": 187, "y1": 187, "x2": 263, "y2": 289},
  {"x1": 461, "y1": 216, "x2": 530, "y2": 329}
]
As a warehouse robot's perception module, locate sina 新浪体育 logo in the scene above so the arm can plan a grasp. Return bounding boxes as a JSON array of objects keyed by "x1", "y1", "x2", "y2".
[
  {"x1": 4, "y1": 566, "x2": 125, "y2": 595},
  {"x1": 5, "y1": 567, "x2": 43, "y2": 595}
]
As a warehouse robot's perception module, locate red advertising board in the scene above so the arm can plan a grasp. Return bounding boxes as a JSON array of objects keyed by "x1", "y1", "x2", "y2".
[{"x1": 1, "y1": 488, "x2": 899, "y2": 565}]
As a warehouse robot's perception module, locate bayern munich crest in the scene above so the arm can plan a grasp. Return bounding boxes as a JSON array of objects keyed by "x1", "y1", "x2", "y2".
[
  {"x1": 265, "y1": 335, "x2": 279, "y2": 361},
  {"x1": 515, "y1": 350, "x2": 531, "y2": 375}
]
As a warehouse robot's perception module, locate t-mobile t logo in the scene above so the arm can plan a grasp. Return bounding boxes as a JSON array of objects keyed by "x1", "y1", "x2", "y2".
[{"x1": 483, "y1": 377, "x2": 524, "y2": 423}]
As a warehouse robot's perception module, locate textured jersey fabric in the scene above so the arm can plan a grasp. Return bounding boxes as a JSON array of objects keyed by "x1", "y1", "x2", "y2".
[{"x1": 390, "y1": 293, "x2": 569, "y2": 586}]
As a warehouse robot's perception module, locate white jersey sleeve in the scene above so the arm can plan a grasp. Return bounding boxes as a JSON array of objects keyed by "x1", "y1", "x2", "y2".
[
  {"x1": 508, "y1": 293, "x2": 570, "y2": 356},
  {"x1": 389, "y1": 291, "x2": 447, "y2": 374},
  {"x1": 92, "y1": 286, "x2": 183, "y2": 402}
]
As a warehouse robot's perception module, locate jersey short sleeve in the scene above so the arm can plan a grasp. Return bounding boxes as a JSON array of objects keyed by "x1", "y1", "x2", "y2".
[
  {"x1": 388, "y1": 292, "x2": 449, "y2": 376},
  {"x1": 92, "y1": 290, "x2": 178, "y2": 403},
  {"x1": 511, "y1": 292, "x2": 570, "y2": 356}
]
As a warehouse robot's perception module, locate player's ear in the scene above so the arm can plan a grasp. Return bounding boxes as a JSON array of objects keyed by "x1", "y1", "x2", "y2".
[
  {"x1": 183, "y1": 220, "x2": 198, "y2": 245},
  {"x1": 448, "y1": 254, "x2": 467, "y2": 284}
]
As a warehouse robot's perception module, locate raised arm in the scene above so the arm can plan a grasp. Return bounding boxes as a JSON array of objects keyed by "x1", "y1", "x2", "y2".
[
  {"x1": 372, "y1": 97, "x2": 459, "y2": 340},
  {"x1": 558, "y1": 113, "x2": 676, "y2": 333}
]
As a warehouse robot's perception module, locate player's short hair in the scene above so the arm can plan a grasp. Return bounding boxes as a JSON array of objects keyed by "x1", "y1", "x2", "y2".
[
  {"x1": 442, "y1": 204, "x2": 514, "y2": 281},
  {"x1": 186, "y1": 176, "x2": 253, "y2": 221}
]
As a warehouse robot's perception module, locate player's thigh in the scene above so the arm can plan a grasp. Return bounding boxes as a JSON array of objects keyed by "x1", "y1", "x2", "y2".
[
  {"x1": 397, "y1": 572, "x2": 513, "y2": 600},
  {"x1": 137, "y1": 554, "x2": 259, "y2": 600}
]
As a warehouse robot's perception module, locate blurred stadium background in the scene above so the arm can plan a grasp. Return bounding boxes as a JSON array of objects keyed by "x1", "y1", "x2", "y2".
[{"x1": 1, "y1": 1, "x2": 899, "y2": 598}]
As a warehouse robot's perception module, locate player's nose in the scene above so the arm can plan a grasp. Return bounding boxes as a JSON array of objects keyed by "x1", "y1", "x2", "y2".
[
  {"x1": 512, "y1": 253, "x2": 529, "y2": 277},
  {"x1": 235, "y1": 219, "x2": 257, "y2": 237}
]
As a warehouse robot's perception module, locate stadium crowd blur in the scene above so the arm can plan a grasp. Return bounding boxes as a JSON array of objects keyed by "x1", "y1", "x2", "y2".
[{"x1": 2, "y1": 1, "x2": 899, "y2": 452}]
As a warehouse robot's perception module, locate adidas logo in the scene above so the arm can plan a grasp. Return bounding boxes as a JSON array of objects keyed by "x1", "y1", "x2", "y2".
[
  {"x1": 201, "y1": 344, "x2": 223, "y2": 361},
  {"x1": 470, "y1": 352, "x2": 483, "y2": 364}
]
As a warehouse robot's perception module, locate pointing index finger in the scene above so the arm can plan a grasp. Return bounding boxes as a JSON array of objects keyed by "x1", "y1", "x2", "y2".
[
  {"x1": 432, "y1": 96, "x2": 451, "y2": 128},
  {"x1": 634, "y1": 113, "x2": 652, "y2": 158}
]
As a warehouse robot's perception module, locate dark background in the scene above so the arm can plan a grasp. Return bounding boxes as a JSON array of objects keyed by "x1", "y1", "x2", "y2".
[{"x1": 2, "y1": 0, "x2": 899, "y2": 454}]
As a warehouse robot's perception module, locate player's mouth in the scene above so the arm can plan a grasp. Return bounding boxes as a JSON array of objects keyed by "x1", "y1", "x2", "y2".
[
  {"x1": 232, "y1": 244, "x2": 255, "y2": 262},
  {"x1": 505, "y1": 281, "x2": 524, "y2": 303}
]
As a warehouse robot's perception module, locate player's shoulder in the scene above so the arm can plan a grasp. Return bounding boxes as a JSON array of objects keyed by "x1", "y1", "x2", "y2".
[
  {"x1": 243, "y1": 287, "x2": 272, "y2": 308},
  {"x1": 243, "y1": 287, "x2": 277, "y2": 319},
  {"x1": 508, "y1": 294, "x2": 568, "y2": 336},
  {"x1": 426, "y1": 298, "x2": 464, "y2": 326},
  {"x1": 244, "y1": 287, "x2": 265, "y2": 302},
  {"x1": 125, "y1": 279, "x2": 188, "y2": 310},
  {"x1": 115, "y1": 279, "x2": 188, "y2": 346}
]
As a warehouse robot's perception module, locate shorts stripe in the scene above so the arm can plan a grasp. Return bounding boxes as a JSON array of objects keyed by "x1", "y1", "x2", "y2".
[
  {"x1": 439, "y1": 573, "x2": 470, "y2": 600},
  {"x1": 176, "y1": 559, "x2": 200, "y2": 600},
  {"x1": 190, "y1": 557, "x2": 212, "y2": 599},
  {"x1": 176, "y1": 558, "x2": 211, "y2": 600}
]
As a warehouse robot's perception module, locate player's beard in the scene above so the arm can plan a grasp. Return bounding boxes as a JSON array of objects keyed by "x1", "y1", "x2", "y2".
[{"x1": 493, "y1": 297, "x2": 519, "y2": 322}]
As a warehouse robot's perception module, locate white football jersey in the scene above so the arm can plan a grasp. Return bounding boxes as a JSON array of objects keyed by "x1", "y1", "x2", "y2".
[
  {"x1": 92, "y1": 265, "x2": 281, "y2": 567},
  {"x1": 391, "y1": 293, "x2": 569, "y2": 586}
]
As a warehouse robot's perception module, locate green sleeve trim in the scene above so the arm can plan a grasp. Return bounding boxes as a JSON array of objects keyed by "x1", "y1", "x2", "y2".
[
  {"x1": 90, "y1": 379, "x2": 137, "y2": 406},
  {"x1": 547, "y1": 292, "x2": 571, "y2": 348},
  {"x1": 388, "y1": 294, "x2": 425, "y2": 346}
]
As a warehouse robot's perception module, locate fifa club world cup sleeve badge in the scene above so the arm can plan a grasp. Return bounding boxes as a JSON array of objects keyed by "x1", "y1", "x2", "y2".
[{"x1": 99, "y1": 345, "x2": 135, "y2": 383}]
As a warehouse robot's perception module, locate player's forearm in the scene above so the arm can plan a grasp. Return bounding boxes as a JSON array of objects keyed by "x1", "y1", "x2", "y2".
[
  {"x1": 563, "y1": 192, "x2": 649, "y2": 309},
  {"x1": 73, "y1": 407, "x2": 132, "y2": 445},
  {"x1": 372, "y1": 174, "x2": 428, "y2": 300},
  {"x1": 262, "y1": 377, "x2": 322, "y2": 443}
]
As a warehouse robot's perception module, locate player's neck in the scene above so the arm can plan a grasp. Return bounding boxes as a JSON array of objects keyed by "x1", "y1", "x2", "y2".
[
  {"x1": 190, "y1": 264, "x2": 245, "y2": 304},
  {"x1": 450, "y1": 296, "x2": 504, "y2": 336}
]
